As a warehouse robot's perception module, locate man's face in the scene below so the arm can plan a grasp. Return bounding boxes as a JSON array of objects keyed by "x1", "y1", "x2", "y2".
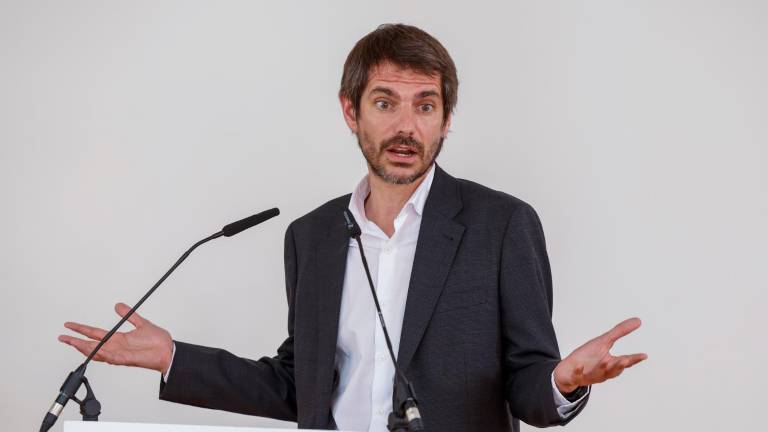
[{"x1": 341, "y1": 61, "x2": 452, "y2": 185}]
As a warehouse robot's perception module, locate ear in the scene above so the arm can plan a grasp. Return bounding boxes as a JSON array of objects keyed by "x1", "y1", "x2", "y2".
[
  {"x1": 339, "y1": 94, "x2": 358, "y2": 133},
  {"x1": 441, "y1": 112, "x2": 453, "y2": 139}
]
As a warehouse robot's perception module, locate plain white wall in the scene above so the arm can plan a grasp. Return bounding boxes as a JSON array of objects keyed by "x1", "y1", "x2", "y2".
[{"x1": 1, "y1": 1, "x2": 765, "y2": 431}]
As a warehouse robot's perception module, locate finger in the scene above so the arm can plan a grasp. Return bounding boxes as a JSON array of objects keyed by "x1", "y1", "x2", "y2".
[
  {"x1": 602, "y1": 317, "x2": 642, "y2": 345},
  {"x1": 58, "y1": 335, "x2": 98, "y2": 357},
  {"x1": 604, "y1": 353, "x2": 647, "y2": 378},
  {"x1": 621, "y1": 353, "x2": 648, "y2": 368},
  {"x1": 603, "y1": 355, "x2": 625, "y2": 371},
  {"x1": 63, "y1": 322, "x2": 107, "y2": 341},
  {"x1": 115, "y1": 302, "x2": 147, "y2": 328},
  {"x1": 59, "y1": 335, "x2": 123, "y2": 364}
]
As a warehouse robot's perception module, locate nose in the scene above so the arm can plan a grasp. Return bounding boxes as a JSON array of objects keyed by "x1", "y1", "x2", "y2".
[{"x1": 395, "y1": 105, "x2": 417, "y2": 136}]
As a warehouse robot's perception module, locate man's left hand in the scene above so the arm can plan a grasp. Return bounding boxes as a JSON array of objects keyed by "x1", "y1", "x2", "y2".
[{"x1": 553, "y1": 317, "x2": 647, "y2": 394}]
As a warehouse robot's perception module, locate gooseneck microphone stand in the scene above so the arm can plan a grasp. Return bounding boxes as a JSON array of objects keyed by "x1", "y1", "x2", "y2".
[
  {"x1": 39, "y1": 208, "x2": 280, "y2": 432},
  {"x1": 343, "y1": 209, "x2": 424, "y2": 432}
]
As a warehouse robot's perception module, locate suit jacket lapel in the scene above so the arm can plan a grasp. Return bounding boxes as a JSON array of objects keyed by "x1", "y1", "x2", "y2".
[
  {"x1": 397, "y1": 164, "x2": 465, "y2": 372},
  {"x1": 311, "y1": 200, "x2": 350, "y2": 424}
]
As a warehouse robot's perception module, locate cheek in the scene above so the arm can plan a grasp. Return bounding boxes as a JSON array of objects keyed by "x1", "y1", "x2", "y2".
[
  {"x1": 358, "y1": 128, "x2": 383, "y2": 155},
  {"x1": 362, "y1": 106, "x2": 404, "y2": 131},
  {"x1": 416, "y1": 118, "x2": 446, "y2": 140},
  {"x1": 359, "y1": 121, "x2": 392, "y2": 145}
]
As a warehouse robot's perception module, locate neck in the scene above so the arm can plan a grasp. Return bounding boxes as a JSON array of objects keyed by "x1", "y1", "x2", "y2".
[{"x1": 364, "y1": 167, "x2": 431, "y2": 237}]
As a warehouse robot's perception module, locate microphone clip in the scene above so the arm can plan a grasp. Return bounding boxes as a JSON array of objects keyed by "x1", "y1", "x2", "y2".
[{"x1": 72, "y1": 376, "x2": 102, "y2": 421}]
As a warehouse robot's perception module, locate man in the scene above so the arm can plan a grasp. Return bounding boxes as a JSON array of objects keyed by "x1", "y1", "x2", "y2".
[{"x1": 60, "y1": 24, "x2": 647, "y2": 431}]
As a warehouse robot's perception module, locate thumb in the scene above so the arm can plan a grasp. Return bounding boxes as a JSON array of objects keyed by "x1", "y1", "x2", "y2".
[{"x1": 115, "y1": 302, "x2": 148, "y2": 328}]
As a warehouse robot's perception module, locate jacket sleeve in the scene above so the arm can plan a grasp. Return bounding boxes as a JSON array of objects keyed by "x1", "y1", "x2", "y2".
[
  {"x1": 500, "y1": 202, "x2": 589, "y2": 427},
  {"x1": 157, "y1": 222, "x2": 299, "y2": 422}
]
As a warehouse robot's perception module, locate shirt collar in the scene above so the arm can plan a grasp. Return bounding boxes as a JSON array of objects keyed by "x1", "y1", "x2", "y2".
[{"x1": 349, "y1": 163, "x2": 436, "y2": 226}]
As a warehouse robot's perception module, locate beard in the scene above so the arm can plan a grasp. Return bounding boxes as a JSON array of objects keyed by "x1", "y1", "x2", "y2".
[{"x1": 356, "y1": 130, "x2": 444, "y2": 185}]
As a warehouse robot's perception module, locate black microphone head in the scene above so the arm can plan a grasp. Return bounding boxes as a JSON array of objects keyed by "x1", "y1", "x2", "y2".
[
  {"x1": 343, "y1": 209, "x2": 362, "y2": 238},
  {"x1": 222, "y1": 208, "x2": 279, "y2": 237}
]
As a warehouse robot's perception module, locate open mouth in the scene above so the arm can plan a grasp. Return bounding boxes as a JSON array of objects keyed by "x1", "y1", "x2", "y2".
[{"x1": 386, "y1": 145, "x2": 418, "y2": 159}]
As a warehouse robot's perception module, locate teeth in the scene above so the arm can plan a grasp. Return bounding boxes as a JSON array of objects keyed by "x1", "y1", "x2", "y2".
[{"x1": 390, "y1": 149, "x2": 414, "y2": 156}]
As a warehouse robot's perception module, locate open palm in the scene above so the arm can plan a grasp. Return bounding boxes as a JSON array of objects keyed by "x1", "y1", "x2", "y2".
[
  {"x1": 59, "y1": 302, "x2": 173, "y2": 374},
  {"x1": 554, "y1": 317, "x2": 647, "y2": 394}
]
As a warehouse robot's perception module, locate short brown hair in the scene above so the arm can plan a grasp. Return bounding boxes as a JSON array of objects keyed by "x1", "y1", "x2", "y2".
[{"x1": 339, "y1": 23, "x2": 458, "y2": 124}]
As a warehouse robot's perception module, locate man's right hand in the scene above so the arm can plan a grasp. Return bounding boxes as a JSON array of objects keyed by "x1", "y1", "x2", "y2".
[{"x1": 58, "y1": 302, "x2": 174, "y2": 375}]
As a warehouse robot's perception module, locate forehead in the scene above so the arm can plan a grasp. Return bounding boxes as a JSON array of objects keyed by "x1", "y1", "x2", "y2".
[{"x1": 364, "y1": 61, "x2": 441, "y2": 96}]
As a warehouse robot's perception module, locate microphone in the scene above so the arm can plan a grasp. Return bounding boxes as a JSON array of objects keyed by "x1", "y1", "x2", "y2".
[
  {"x1": 40, "y1": 208, "x2": 280, "y2": 432},
  {"x1": 342, "y1": 209, "x2": 424, "y2": 431},
  {"x1": 223, "y1": 208, "x2": 280, "y2": 237}
]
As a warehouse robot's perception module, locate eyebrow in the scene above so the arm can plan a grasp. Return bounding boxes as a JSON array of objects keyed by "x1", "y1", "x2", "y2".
[
  {"x1": 368, "y1": 86, "x2": 442, "y2": 100},
  {"x1": 370, "y1": 86, "x2": 396, "y2": 97},
  {"x1": 417, "y1": 90, "x2": 441, "y2": 99}
]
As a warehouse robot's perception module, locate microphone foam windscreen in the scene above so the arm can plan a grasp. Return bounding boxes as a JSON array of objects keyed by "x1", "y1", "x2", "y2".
[{"x1": 222, "y1": 208, "x2": 280, "y2": 237}]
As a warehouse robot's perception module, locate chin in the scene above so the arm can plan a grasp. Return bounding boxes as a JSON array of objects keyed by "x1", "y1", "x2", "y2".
[{"x1": 378, "y1": 164, "x2": 427, "y2": 185}]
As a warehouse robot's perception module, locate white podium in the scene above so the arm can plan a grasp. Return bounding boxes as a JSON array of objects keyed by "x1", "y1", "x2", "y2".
[{"x1": 64, "y1": 421, "x2": 350, "y2": 432}]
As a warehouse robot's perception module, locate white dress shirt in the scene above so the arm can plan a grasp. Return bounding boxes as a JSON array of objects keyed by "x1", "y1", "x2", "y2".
[
  {"x1": 164, "y1": 163, "x2": 588, "y2": 428},
  {"x1": 331, "y1": 164, "x2": 588, "y2": 431}
]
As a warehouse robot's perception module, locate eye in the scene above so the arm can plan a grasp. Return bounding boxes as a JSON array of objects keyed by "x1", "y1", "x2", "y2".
[
  {"x1": 419, "y1": 104, "x2": 435, "y2": 113},
  {"x1": 375, "y1": 100, "x2": 391, "y2": 110}
]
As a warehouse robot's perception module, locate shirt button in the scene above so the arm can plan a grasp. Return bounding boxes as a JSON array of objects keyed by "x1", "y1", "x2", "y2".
[{"x1": 378, "y1": 408, "x2": 386, "y2": 415}]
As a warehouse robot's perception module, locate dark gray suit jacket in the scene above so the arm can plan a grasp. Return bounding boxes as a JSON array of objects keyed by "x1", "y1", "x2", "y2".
[{"x1": 159, "y1": 164, "x2": 588, "y2": 430}]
